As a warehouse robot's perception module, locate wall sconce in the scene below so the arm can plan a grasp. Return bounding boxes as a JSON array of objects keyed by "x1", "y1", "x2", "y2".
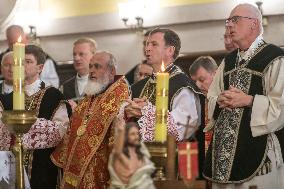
[
  {"x1": 29, "y1": 25, "x2": 37, "y2": 41},
  {"x1": 118, "y1": 0, "x2": 145, "y2": 31},
  {"x1": 255, "y1": 0, "x2": 268, "y2": 26},
  {"x1": 28, "y1": 25, "x2": 40, "y2": 45},
  {"x1": 121, "y1": 17, "x2": 143, "y2": 30}
]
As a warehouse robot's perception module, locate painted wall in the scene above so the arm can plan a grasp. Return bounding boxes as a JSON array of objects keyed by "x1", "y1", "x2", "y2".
[{"x1": 0, "y1": 0, "x2": 284, "y2": 74}]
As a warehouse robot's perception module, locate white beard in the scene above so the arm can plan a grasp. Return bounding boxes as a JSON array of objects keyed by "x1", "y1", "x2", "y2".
[{"x1": 83, "y1": 75, "x2": 111, "y2": 96}]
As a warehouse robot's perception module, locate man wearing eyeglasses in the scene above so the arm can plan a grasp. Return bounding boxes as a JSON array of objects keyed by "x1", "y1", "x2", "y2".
[{"x1": 203, "y1": 3, "x2": 284, "y2": 189}]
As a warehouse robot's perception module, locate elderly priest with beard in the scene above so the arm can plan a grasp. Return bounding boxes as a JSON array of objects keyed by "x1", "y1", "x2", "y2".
[{"x1": 51, "y1": 51, "x2": 130, "y2": 189}]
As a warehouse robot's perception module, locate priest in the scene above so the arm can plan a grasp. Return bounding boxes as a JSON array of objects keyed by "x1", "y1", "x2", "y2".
[
  {"x1": 203, "y1": 4, "x2": 284, "y2": 189},
  {"x1": 125, "y1": 28, "x2": 202, "y2": 141},
  {"x1": 51, "y1": 51, "x2": 130, "y2": 189}
]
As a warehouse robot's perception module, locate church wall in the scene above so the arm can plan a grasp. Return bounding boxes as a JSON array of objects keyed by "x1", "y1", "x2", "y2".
[{"x1": 0, "y1": 0, "x2": 284, "y2": 74}]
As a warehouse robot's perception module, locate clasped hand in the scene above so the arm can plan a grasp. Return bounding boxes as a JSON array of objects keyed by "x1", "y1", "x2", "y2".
[
  {"x1": 124, "y1": 97, "x2": 148, "y2": 118},
  {"x1": 217, "y1": 85, "x2": 253, "y2": 110}
]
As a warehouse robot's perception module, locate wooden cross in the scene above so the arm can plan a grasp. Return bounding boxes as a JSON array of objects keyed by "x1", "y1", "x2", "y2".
[{"x1": 176, "y1": 115, "x2": 196, "y2": 140}]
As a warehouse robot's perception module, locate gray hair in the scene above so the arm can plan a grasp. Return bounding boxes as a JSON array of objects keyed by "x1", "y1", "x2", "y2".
[
  {"x1": 94, "y1": 50, "x2": 117, "y2": 71},
  {"x1": 73, "y1": 37, "x2": 98, "y2": 54},
  {"x1": 1, "y1": 51, "x2": 13, "y2": 67},
  {"x1": 189, "y1": 56, "x2": 218, "y2": 76},
  {"x1": 237, "y1": 3, "x2": 264, "y2": 35}
]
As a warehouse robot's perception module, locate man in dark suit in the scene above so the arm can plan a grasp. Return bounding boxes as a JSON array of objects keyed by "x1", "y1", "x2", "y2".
[{"x1": 61, "y1": 38, "x2": 97, "y2": 103}]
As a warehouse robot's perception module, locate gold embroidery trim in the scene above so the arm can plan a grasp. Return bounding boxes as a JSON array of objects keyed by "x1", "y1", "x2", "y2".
[{"x1": 63, "y1": 77, "x2": 129, "y2": 187}]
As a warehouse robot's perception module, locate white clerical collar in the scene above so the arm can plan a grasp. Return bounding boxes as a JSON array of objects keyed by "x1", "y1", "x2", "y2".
[
  {"x1": 25, "y1": 79, "x2": 42, "y2": 96},
  {"x1": 238, "y1": 34, "x2": 264, "y2": 62},
  {"x1": 76, "y1": 73, "x2": 89, "y2": 96},
  {"x1": 76, "y1": 73, "x2": 89, "y2": 81},
  {"x1": 3, "y1": 82, "x2": 13, "y2": 94}
]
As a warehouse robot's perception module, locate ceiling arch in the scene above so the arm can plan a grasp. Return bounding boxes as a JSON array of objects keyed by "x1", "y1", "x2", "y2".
[{"x1": 0, "y1": 0, "x2": 17, "y2": 30}]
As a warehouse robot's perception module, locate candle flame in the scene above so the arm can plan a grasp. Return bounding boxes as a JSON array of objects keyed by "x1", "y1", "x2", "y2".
[
  {"x1": 161, "y1": 61, "x2": 165, "y2": 72},
  {"x1": 17, "y1": 36, "x2": 22, "y2": 43}
]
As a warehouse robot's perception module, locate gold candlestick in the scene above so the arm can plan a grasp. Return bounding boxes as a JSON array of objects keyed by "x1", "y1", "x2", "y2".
[
  {"x1": 2, "y1": 110, "x2": 37, "y2": 189},
  {"x1": 147, "y1": 61, "x2": 173, "y2": 181}
]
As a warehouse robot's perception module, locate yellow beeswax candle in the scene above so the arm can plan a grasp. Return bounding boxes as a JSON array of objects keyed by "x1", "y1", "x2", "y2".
[
  {"x1": 13, "y1": 36, "x2": 25, "y2": 110},
  {"x1": 155, "y1": 61, "x2": 169, "y2": 142}
]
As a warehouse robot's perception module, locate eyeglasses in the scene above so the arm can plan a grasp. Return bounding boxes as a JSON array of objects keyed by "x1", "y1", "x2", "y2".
[{"x1": 225, "y1": 15, "x2": 255, "y2": 25}]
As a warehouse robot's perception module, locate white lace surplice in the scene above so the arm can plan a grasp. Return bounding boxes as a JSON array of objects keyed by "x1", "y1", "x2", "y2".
[
  {"x1": 0, "y1": 151, "x2": 31, "y2": 189},
  {"x1": 0, "y1": 80, "x2": 70, "y2": 187},
  {"x1": 137, "y1": 88, "x2": 200, "y2": 141}
]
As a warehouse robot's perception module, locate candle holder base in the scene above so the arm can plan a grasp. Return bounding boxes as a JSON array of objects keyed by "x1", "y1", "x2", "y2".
[
  {"x1": 145, "y1": 141, "x2": 168, "y2": 180},
  {"x1": 2, "y1": 110, "x2": 37, "y2": 189},
  {"x1": 153, "y1": 167, "x2": 166, "y2": 181},
  {"x1": 145, "y1": 135, "x2": 177, "y2": 181}
]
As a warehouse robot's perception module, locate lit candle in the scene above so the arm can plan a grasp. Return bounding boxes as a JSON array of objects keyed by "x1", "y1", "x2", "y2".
[
  {"x1": 155, "y1": 61, "x2": 169, "y2": 142},
  {"x1": 13, "y1": 36, "x2": 25, "y2": 110}
]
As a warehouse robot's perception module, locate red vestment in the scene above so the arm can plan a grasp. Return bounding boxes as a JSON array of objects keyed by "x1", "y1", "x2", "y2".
[{"x1": 51, "y1": 77, "x2": 129, "y2": 189}]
